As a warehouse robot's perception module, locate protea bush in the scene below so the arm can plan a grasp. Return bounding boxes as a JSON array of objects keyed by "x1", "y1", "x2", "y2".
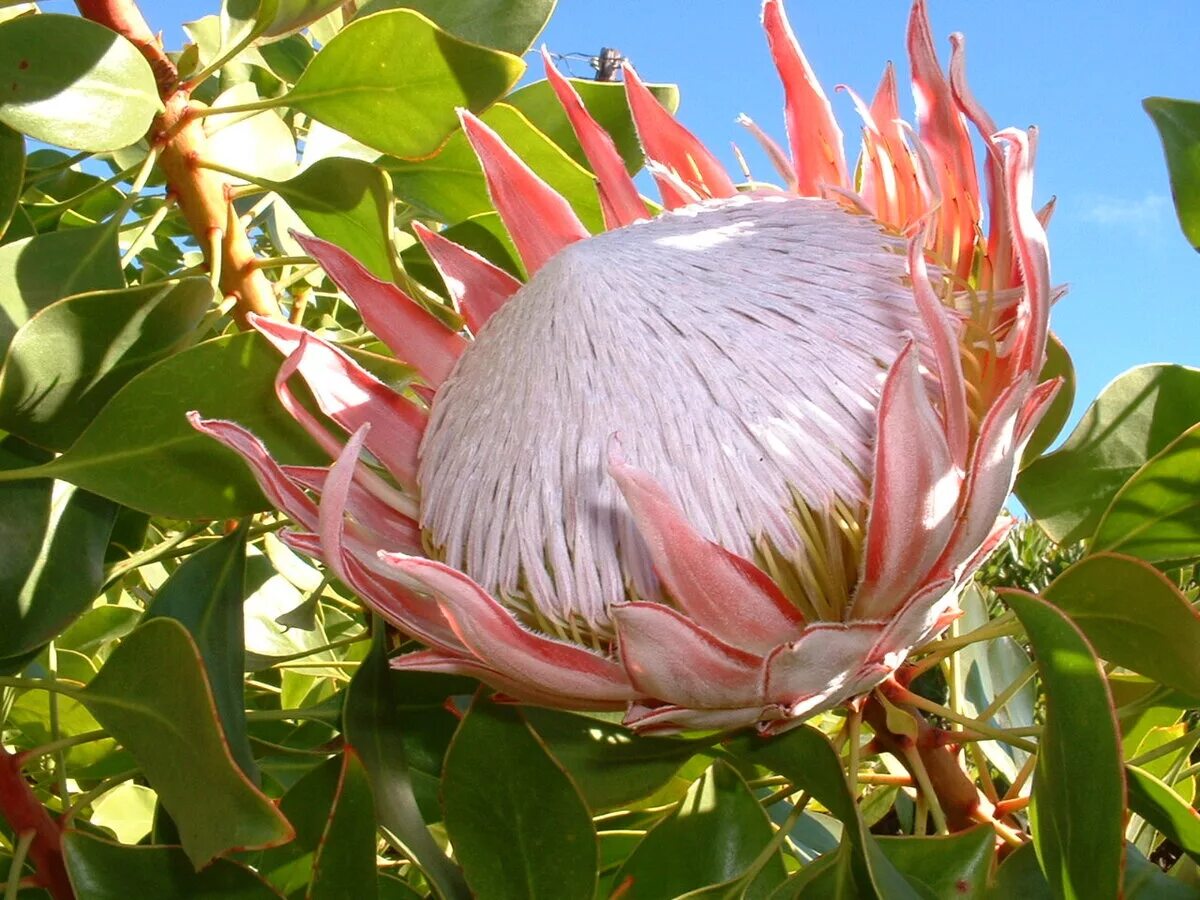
[{"x1": 0, "y1": 0, "x2": 1197, "y2": 897}]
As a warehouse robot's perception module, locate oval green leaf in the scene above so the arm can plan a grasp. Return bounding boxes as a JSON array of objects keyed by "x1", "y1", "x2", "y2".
[
  {"x1": 0, "y1": 14, "x2": 160, "y2": 151},
  {"x1": 1144, "y1": 97, "x2": 1200, "y2": 251},
  {"x1": 1126, "y1": 765, "x2": 1200, "y2": 864},
  {"x1": 0, "y1": 278, "x2": 214, "y2": 450},
  {"x1": 286, "y1": 9, "x2": 523, "y2": 160},
  {"x1": 79, "y1": 618, "x2": 294, "y2": 867},
  {"x1": 1000, "y1": 589, "x2": 1125, "y2": 900},
  {"x1": 1091, "y1": 421, "x2": 1200, "y2": 565},
  {"x1": 442, "y1": 696, "x2": 595, "y2": 900},
  {"x1": 876, "y1": 826, "x2": 995, "y2": 900},
  {"x1": 1043, "y1": 553, "x2": 1200, "y2": 696},
  {"x1": 309, "y1": 750, "x2": 379, "y2": 900},
  {"x1": 1017, "y1": 364, "x2": 1200, "y2": 543},
  {"x1": 358, "y1": 0, "x2": 555, "y2": 55},
  {"x1": 1021, "y1": 333, "x2": 1075, "y2": 467},
  {"x1": 0, "y1": 122, "x2": 22, "y2": 240}
]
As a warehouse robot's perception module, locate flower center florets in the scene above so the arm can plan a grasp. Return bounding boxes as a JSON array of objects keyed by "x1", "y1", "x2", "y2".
[{"x1": 418, "y1": 195, "x2": 929, "y2": 640}]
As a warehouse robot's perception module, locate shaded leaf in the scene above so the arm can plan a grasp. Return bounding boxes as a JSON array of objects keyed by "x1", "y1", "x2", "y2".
[
  {"x1": 309, "y1": 750, "x2": 379, "y2": 900},
  {"x1": 0, "y1": 14, "x2": 160, "y2": 151},
  {"x1": 0, "y1": 278, "x2": 214, "y2": 450},
  {"x1": 0, "y1": 223, "x2": 123, "y2": 355},
  {"x1": 78, "y1": 618, "x2": 294, "y2": 867},
  {"x1": 343, "y1": 629, "x2": 469, "y2": 900},
  {"x1": 63, "y1": 832, "x2": 283, "y2": 900},
  {"x1": 1092, "y1": 422, "x2": 1200, "y2": 565},
  {"x1": 1043, "y1": 553, "x2": 1200, "y2": 696},
  {"x1": 0, "y1": 122, "x2": 21, "y2": 239},
  {"x1": 522, "y1": 707, "x2": 699, "y2": 812},
  {"x1": 1022, "y1": 333, "x2": 1075, "y2": 466},
  {"x1": 1145, "y1": 97, "x2": 1200, "y2": 250},
  {"x1": 876, "y1": 826, "x2": 995, "y2": 899},
  {"x1": 286, "y1": 10, "x2": 523, "y2": 159},
  {"x1": 612, "y1": 761, "x2": 786, "y2": 900},
  {"x1": 0, "y1": 438, "x2": 116, "y2": 661},
  {"x1": 146, "y1": 523, "x2": 256, "y2": 781},
  {"x1": 1001, "y1": 589, "x2": 1125, "y2": 900},
  {"x1": 442, "y1": 696, "x2": 595, "y2": 900},
  {"x1": 358, "y1": 0, "x2": 554, "y2": 55}
]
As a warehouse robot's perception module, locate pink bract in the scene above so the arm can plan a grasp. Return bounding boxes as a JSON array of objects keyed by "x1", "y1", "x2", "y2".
[{"x1": 192, "y1": 0, "x2": 1058, "y2": 735}]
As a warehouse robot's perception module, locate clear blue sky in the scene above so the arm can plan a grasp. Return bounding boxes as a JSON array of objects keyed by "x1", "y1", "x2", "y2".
[{"x1": 133, "y1": 1, "x2": 1200, "y2": 431}]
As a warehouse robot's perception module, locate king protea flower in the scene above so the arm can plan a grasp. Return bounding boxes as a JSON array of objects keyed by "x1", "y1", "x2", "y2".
[{"x1": 191, "y1": 0, "x2": 1059, "y2": 734}]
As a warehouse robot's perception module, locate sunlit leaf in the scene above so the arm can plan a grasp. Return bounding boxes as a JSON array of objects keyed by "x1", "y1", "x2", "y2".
[
  {"x1": 357, "y1": 0, "x2": 554, "y2": 55},
  {"x1": 876, "y1": 826, "x2": 995, "y2": 899},
  {"x1": 1145, "y1": 97, "x2": 1200, "y2": 250},
  {"x1": 1001, "y1": 589, "x2": 1125, "y2": 900},
  {"x1": 0, "y1": 14, "x2": 160, "y2": 151},
  {"x1": 1126, "y1": 765, "x2": 1200, "y2": 864}
]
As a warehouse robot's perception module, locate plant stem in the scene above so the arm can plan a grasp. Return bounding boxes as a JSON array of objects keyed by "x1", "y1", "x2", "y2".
[
  {"x1": 0, "y1": 748, "x2": 72, "y2": 899},
  {"x1": 75, "y1": 0, "x2": 279, "y2": 325}
]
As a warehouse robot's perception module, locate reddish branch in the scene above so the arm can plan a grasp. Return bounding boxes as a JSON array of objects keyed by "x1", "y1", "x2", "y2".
[
  {"x1": 0, "y1": 748, "x2": 72, "y2": 900},
  {"x1": 75, "y1": 0, "x2": 279, "y2": 325}
]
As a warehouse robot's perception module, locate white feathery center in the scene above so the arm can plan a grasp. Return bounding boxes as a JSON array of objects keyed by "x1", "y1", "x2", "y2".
[{"x1": 419, "y1": 195, "x2": 924, "y2": 631}]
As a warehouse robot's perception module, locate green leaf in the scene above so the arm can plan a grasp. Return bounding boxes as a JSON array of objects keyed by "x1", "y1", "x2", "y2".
[
  {"x1": 1022, "y1": 333, "x2": 1075, "y2": 467},
  {"x1": 1000, "y1": 589, "x2": 1125, "y2": 900},
  {"x1": 146, "y1": 524, "x2": 256, "y2": 781},
  {"x1": 612, "y1": 761, "x2": 786, "y2": 899},
  {"x1": 521, "y1": 707, "x2": 698, "y2": 812},
  {"x1": 261, "y1": 1, "x2": 347, "y2": 39},
  {"x1": 267, "y1": 158, "x2": 396, "y2": 280},
  {"x1": 988, "y1": 843, "x2": 1052, "y2": 900},
  {"x1": 1043, "y1": 553, "x2": 1200, "y2": 696},
  {"x1": 0, "y1": 122, "x2": 21, "y2": 240},
  {"x1": 63, "y1": 832, "x2": 283, "y2": 900},
  {"x1": 506, "y1": 76, "x2": 679, "y2": 175},
  {"x1": 1091, "y1": 422, "x2": 1200, "y2": 565},
  {"x1": 1126, "y1": 765, "x2": 1200, "y2": 863},
  {"x1": 876, "y1": 826, "x2": 995, "y2": 899},
  {"x1": 0, "y1": 14, "x2": 161, "y2": 151},
  {"x1": 1017, "y1": 364, "x2": 1200, "y2": 544},
  {"x1": 729, "y1": 726, "x2": 920, "y2": 900},
  {"x1": 309, "y1": 750, "x2": 379, "y2": 900},
  {"x1": 442, "y1": 696, "x2": 595, "y2": 900},
  {"x1": 285, "y1": 9, "x2": 523, "y2": 160},
  {"x1": 30, "y1": 331, "x2": 370, "y2": 519},
  {"x1": 0, "y1": 223, "x2": 124, "y2": 355},
  {"x1": 0, "y1": 278, "x2": 214, "y2": 450},
  {"x1": 0, "y1": 439, "x2": 116, "y2": 661},
  {"x1": 78, "y1": 618, "x2": 294, "y2": 867},
  {"x1": 358, "y1": 0, "x2": 554, "y2": 55},
  {"x1": 343, "y1": 629, "x2": 469, "y2": 900},
  {"x1": 386, "y1": 102, "x2": 603, "y2": 231},
  {"x1": 1144, "y1": 97, "x2": 1200, "y2": 250},
  {"x1": 1123, "y1": 843, "x2": 1199, "y2": 899}
]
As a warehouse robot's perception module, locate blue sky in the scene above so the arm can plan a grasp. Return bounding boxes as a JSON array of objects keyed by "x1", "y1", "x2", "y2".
[{"x1": 137, "y1": 1, "x2": 1199, "y2": 430}]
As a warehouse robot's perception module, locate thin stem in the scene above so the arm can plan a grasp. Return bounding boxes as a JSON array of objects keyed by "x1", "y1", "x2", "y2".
[
  {"x1": 106, "y1": 523, "x2": 207, "y2": 585},
  {"x1": 17, "y1": 731, "x2": 109, "y2": 766},
  {"x1": 977, "y1": 662, "x2": 1037, "y2": 722},
  {"x1": 5, "y1": 830, "x2": 35, "y2": 900},
  {"x1": 192, "y1": 157, "x2": 265, "y2": 185},
  {"x1": 255, "y1": 256, "x2": 313, "y2": 270},
  {"x1": 1127, "y1": 729, "x2": 1199, "y2": 769},
  {"x1": 917, "y1": 612, "x2": 1018, "y2": 656},
  {"x1": 120, "y1": 197, "x2": 175, "y2": 267},
  {"x1": 22, "y1": 151, "x2": 92, "y2": 187},
  {"x1": 722, "y1": 793, "x2": 810, "y2": 899},
  {"x1": 61, "y1": 770, "x2": 140, "y2": 829},
  {"x1": 889, "y1": 687, "x2": 1039, "y2": 753},
  {"x1": 110, "y1": 145, "x2": 161, "y2": 223},
  {"x1": 189, "y1": 96, "x2": 289, "y2": 119},
  {"x1": 1003, "y1": 751, "x2": 1038, "y2": 803},
  {"x1": 45, "y1": 645, "x2": 70, "y2": 810},
  {"x1": 846, "y1": 705, "x2": 862, "y2": 797},
  {"x1": 901, "y1": 743, "x2": 948, "y2": 833},
  {"x1": 0, "y1": 677, "x2": 83, "y2": 699},
  {"x1": 29, "y1": 160, "x2": 142, "y2": 215},
  {"x1": 244, "y1": 707, "x2": 342, "y2": 723}
]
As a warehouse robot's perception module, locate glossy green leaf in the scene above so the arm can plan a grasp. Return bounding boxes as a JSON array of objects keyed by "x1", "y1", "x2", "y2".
[
  {"x1": 286, "y1": 10, "x2": 524, "y2": 160},
  {"x1": 0, "y1": 278, "x2": 214, "y2": 450},
  {"x1": 988, "y1": 843, "x2": 1052, "y2": 900},
  {"x1": 268, "y1": 157, "x2": 395, "y2": 280},
  {"x1": 1018, "y1": 364, "x2": 1200, "y2": 543},
  {"x1": 251, "y1": 754, "x2": 343, "y2": 894},
  {"x1": 507, "y1": 76, "x2": 679, "y2": 174},
  {"x1": 1043, "y1": 553, "x2": 1200, "y2": 696},
  {"x1": 876, "y1": 826, "x2": 995, "y2": 899},
  {"x1": 309, "y1": 750, "x2": 379, "y2": 900},
  {"x1": 78, "y1": 618, "x2": 294, "y2": 867},
  {"x1": 0, "y1": 122, "x2": 21, "y2": 239},
  {"x1": 1123, "y1": 843, "x2": 1199, "y2": 899},
  {"x1": 0, "y1": 439, "x2": 116, "y2": 661},
  {"x1": 262, "y1": 0, "x2": 346, "y2": 38},
  {"x1": 146, "y1": 524, "x2": 255, "y2": 781},
  {"x1": 26, "y1": 332, "x2": 407, "y2": 519},
  {"x1": 729, "y1": 726, "x2": 920, "y2": 900},
  {"x1": 612, "y1": 761, "x2": 786, "y2": 899},
  {"x1": 223, "y1": 0, "x2": 346, "y2": 48},
  {"x1": 63, "y1": 832, "x2": 282, "y2": 900},
  {"x1": 992, "y1": 841, "x2": 1200, "y2": 900},
  {"x1": 0, "y1": 223, "x2": 123, "y2": 355},
  {"x1": 1145, "y1": 97, "x2": 1200, "y2": 250},
  {"x1": 1091, "y1": 422, "x2": 1200, "y2": 564},
  {"x1": 343, "y1": 630, "x2": 469, "y2": 900},
  {"x1": 1022, "y1": 333, "x2": 1075, "y2": 466},
  {"x1": 358, "y1": 0, "x2": 554, "y2": 55},
  {"x1": 1001, "y1": 589, "x2": 1125, "y2": 900},
  {"x1": 1126, "y1": 765, "x2": 1200, "y2": 863},
  {"x1": 0, "y1": 14, "x2": 160, "y2": 151},
  {"x1": 442, "y1": 696, "x2": 595, "y2": 900},
  {"x1": 387, "y1": 102, "x2": 603, "y2": 231},
  {"x1": 521, "y1": 707, "x2": 698, "y2": 812}
]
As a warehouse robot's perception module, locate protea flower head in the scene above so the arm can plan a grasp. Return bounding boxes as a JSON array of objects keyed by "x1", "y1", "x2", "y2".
[{"x1": 191, "y1": 0, "x2": 1059, "y2": 735}]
